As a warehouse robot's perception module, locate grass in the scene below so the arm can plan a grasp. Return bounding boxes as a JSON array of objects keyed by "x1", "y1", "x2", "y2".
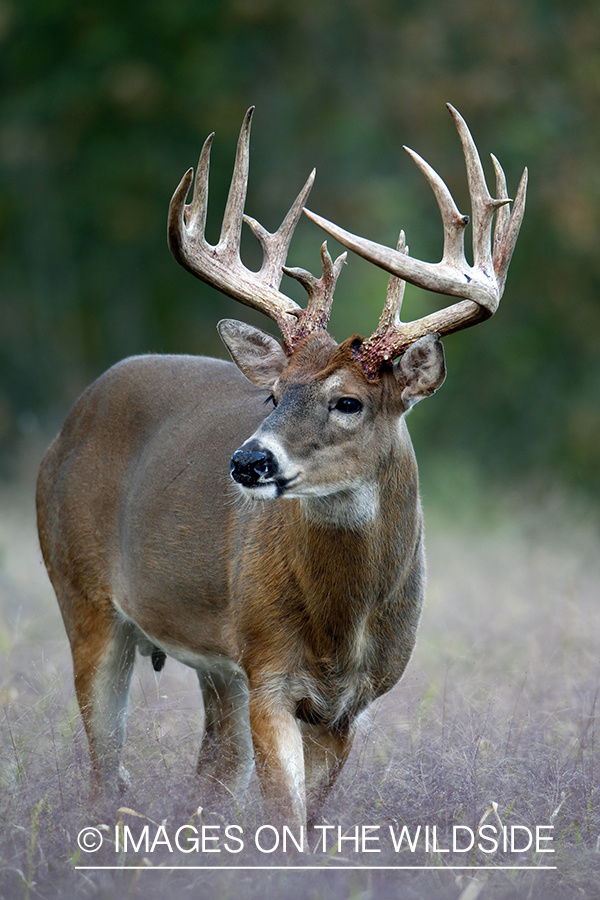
[{"x1": 0, "y1": 459, "x2": 599, "y2": 899}]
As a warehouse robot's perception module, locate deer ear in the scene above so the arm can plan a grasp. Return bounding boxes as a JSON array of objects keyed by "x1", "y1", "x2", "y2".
[
  {"x1": 218, "y1": 319, "x2": 288, "y2": 388},
  {"x1": 394, "y1": 334, "x2": 446, "y2": 408}
]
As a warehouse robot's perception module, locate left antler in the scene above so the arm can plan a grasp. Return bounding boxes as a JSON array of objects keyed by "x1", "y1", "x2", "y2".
[
  {"x1": 167, "y1": 107, "x2": 345, "y2": 353},
  {"x1": 305, "y1": 104, "x2": 527, "y2": 378}
]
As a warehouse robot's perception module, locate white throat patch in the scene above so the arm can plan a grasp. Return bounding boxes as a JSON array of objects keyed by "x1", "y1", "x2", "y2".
[{"x1": 300, "y1": 482, "x2": 380, "y2": 531}]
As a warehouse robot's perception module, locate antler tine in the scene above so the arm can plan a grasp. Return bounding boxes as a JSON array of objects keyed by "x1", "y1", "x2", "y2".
[
  {"x1": 377, "y1": 231, "x2": 408, "y2": 329},
  {"x1": 244, "y1": 168, "x2": 316, "y2": 288},
  {"x1": 491, "y1": 153, "x2": 510, "y2": 255},
  {"x1": 491, "y1": 156, "x2": 528, "y2": 295},
  {"x1": 446, "y1": 103, "x2": 509, "y2": 278},
  {"x1": 358, "y1": 233, "x2": 409, "y2": 371},
  {"x1": 168, "y1": 109, "x2": 343, "y2": 352},
  {"x1": 282, "y1": 242, "x2": 347, "y2": 340},
  {"x1": 217, "y1": 107, "x2": 253, "y2": 260},
  {"x1": 186, "y1": 131, "x2": 213, "y2": 235},
  {"x1": 304, "y1": 105, "x2": 527, "y2": 376},
  {"x1": 401, "y1": 149, "x2": 469, "y2": 270}
]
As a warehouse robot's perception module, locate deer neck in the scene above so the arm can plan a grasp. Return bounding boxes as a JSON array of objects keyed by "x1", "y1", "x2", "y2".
[{"x1": 283, "y1": 443, "x2": 421, "y2": 607}]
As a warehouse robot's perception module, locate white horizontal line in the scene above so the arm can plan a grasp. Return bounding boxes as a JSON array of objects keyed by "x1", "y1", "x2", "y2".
[{"x1": 76, "y1": 865, "x2": 557, "y2": 871}]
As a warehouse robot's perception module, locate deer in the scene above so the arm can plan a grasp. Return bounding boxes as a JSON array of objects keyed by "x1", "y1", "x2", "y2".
[{"x1": 36, "y1": 105, "x2": 526, "y2": 829}]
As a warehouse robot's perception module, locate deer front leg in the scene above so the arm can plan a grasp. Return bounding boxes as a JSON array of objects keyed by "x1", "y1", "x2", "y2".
[
  {"x1": 249, "y1": 690, "x2": 306, "y2": 828},
  {"x1": 302, "y1": 725, "x2": 354, "y2": 825},
  {"x1": 196, "y1": 662, "x2": 254, "y2": 807}
]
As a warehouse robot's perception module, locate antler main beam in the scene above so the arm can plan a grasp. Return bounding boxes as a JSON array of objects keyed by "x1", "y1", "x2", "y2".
[
  {"x1": 305, "y1": 104, "x2": 527, "y2": 376},
  {"x1": 167, "y1": 108, "x2": 345, "y2": 353},
  {"x1": 169, "y1": 105, "x2": 526, "y2": 377}
]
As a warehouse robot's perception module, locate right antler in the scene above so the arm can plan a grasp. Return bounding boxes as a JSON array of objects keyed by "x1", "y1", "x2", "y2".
[
  {"x1": 305, "y1": 104, "x2": 527, "y2": 377},
  {"x1": 168, "y1": 107, "x2": 346, "y2": 353}
]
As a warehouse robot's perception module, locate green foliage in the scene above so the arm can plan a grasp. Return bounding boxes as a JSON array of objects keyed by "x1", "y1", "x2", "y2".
[{"x1": 1, "y1": 0, "x2": 599, "y2": 490}]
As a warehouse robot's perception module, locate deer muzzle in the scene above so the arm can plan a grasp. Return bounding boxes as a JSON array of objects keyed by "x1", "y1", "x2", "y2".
[{"x1": 230, "y1": 444, "x2": 278, "y2": 488}]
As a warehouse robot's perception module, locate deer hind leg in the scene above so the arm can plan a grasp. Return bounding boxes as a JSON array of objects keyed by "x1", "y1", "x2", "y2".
[
  {"x1": 63, "y1": 587, "x2": 137, "y2": 799},
  {"x1": 196, "y1": 662, "x2": 254, "y2": 805},
  {"x1": 302, "y1": 725, "x2": 354, "y2": 825}
]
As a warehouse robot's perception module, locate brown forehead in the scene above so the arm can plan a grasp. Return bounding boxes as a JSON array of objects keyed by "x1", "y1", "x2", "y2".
[{"x1": 282, "y1": 332, "x2": 378, "y2": 387}]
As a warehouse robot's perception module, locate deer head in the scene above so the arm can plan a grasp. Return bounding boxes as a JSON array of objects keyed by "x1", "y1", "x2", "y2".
[{"x1": 168, "y1": 106, "x2": 527, "y2": 506}]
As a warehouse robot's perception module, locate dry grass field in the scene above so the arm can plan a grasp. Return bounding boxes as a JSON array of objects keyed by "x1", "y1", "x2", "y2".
[{"x1": 1, "y1": 447, "x2": 599, "y2": 900}]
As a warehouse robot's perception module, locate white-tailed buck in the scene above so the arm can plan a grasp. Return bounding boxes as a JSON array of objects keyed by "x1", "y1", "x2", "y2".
[{"x1": 37, "y1": 105, "x2": 526, "y2": 827}]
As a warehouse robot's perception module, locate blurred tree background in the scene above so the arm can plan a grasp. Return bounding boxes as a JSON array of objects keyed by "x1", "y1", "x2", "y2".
[{"x1": 1, "y1": 0, "x2": 599, "y2": 498}]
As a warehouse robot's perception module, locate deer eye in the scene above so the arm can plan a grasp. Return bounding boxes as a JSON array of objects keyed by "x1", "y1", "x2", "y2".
[{"x1": 333, "y1": 397, "x2": 363, "y2": 414}]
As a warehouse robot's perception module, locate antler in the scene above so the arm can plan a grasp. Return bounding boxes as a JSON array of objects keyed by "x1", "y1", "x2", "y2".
[
  {"x1": 304, "y1": 104, "x2": 528, "y2": 377},
  {"x1": 167, "y1": 107, "x2": 345, "y2": 353}
]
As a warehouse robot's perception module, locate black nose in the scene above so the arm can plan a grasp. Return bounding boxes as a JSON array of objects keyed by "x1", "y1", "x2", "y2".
[{"x1": 230, "y1": 446, "x2": 278, "y2": 487}]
